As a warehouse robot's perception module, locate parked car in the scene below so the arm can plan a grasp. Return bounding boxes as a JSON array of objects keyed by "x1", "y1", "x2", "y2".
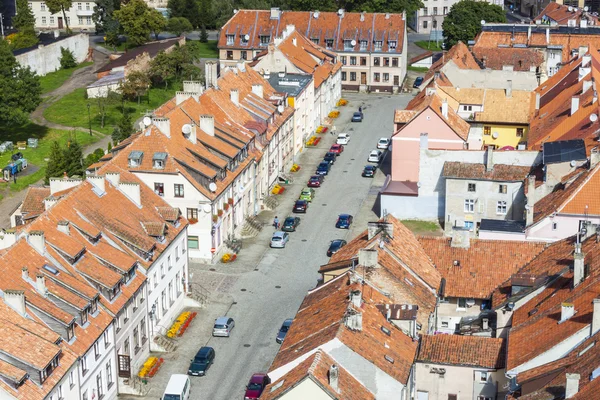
[
  {"x1": 329, "y1": 144, "x2": 344, "y2": 154},
  {"x1": 336, "y1": 214, "x2": 353, "y2": 229},
  {"x1": 323, "y1": 152, "x2": 337, "y2": 164},
  {"x1": 413, "y1": 77, "x2": 424, "y2": 88},
  {"x1": 299, "y1": 187, "x2": 315, "y2": 202},
  {"x1": 307, "y1": 175, "x2": 324, "y2": 187},
  {"x1": 293, "y1": 200, "x2": 308, "y2": 213},
  {"x1": 244, "y1": 373, "x2": 271, "y2": 400},
  {"x1": 368, "y1": 150, "x2": 383, "y2": 163},
  {"x1": 316, "y1": 161, "x2": 331, "y2": 175},
  {"x1": 282, "y1": 216, "x2": 300, "y2": 232},
  {"x1": 362, "y1": 165, "x2": 377, "y2": 178},
  {"x1": 377, "y1": 138, "x2": 390, "y2": 150},
  {"x1": 336, "y1": 133, "x2": 350, "y2": 145},
  {"x1": 276, "y1": 318, "x2": 293, "y2": 344},
  {"x1": 270, "y1": 231, "x2": 290, "y2": 248},
  {"x1": 351, "y1": 112, "x2": 363, "y2": 122},
  {"x1": 187, "y1": 346, "x2": 215, "y2": 376},
  {"x1": 327, "y1": 239, "x2": 347, "y2": 257},
  {"x1": 212, "y1": 317, "x2": 235, "y2": 337}
]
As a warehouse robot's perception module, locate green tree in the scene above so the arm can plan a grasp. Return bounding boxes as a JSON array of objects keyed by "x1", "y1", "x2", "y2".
[
  {"x1": 45, "y1": 0, "x2": 73, "y2": 33},
  {"x1": 112, "y1": 113, "x2": 134, "y2": 142},
  {"x1": 167, "y1": 0, "x2": 185, "y2": 18},
  {"x1": 442, "y1": 0, "x2": 505, "y2": 48},
  {"x1": 199, "y1": 24, "x2": 208, "y2": 43},
  {"x1": 120, "y1": 70, "x2": 150, "y2": 104},
  {"x1": 45, "y1": 141, "x2": 66, "y2": 184},
  {"x1": 63, "y1": 139, "x2": 84, "y2": 177},
  {"x1": 84, "y1": 148, "x2": 106, "y2": 168},
  {"x1": 0, "y1": 39, "x2": 41, "y2": 125},
  {"x1": 12, "y1": 0, "x2": 35, "y2": 31},
  {"x1": 167, "y1": 17, "x2": 193, "y2": 36},
  {"x1": 147, "y1": 8, "x2": 167, "y2": 40},
  {"x1": 8, "y1": 31, "x2": 39, "y2": 50},
  {"x1": 180, "y1": 63, "x2": 203, "y2": 82},
  {"x1": 198, "y1": 0, "x2": 213, "y2": 28},
  {"x1": 149, "y1": 50, "x2": 177, "y2": 88},
  {"x1": 114, "y1": 0, "x2": 164, "y2": 46},
  {"x1": 93, "y1": 0, "x2": 120, "y2": 42},
  {"x1": 60, "y1": 47, "x2": 77, "y2": 69}
]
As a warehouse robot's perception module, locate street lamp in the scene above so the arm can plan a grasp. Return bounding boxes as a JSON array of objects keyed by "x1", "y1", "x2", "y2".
[{"x1": 86, "y1": 103, "x2": 92, "y2": 136}]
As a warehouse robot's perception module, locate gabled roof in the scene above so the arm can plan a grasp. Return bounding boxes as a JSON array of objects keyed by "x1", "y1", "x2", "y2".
[
  {"x1": 262, "y1": 350, "x2": 375, "y2": 400},
  {"x1": 443, "y1": 161, "x2": 532, "y2": 182},
  {"x1": 20, "y1": 186, "x2": 51, "y2": 219},
  {"x1": 534, "y1": 2, "x2": 599, "y2": 26},
  {"x1": 472, "y1": 46, "x2": 544, "y2": 71},
  {"x1": 418, "y1": 237, "x2": 545, "y2": 299},
  {"x1": 270, "y1": 273, "x2": 418, "y2": 386},
  {"x1": 474, "y1": 88, "x2": 533, "y2": 124},
  {"x1": 423, "y1": 41, "x2": 481, "y2": 84},
  {"x1": 417, "y1": 335, "x2": 506, "y2": 369}
]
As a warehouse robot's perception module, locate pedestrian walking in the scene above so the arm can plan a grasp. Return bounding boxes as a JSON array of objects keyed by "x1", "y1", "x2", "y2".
[
  {"x1": 331, "y1": 125, "x2": 337, "y2": 136},
  {"x1": 274, "y1": 216, "x2": 279, "y2": 229},
  {"x1": 359, "y1": 106, "x2": 363, "y2": 114}
]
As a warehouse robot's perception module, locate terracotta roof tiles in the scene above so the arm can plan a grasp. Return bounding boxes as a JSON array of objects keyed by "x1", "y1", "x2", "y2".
[
  {"x1": 423, "y1": 41, "x2": 481, "y2": 83},
  {"x1": 443, "y1": 161, "x2": 532, "y2": 182},
  {"x1": 417, "y1": 334, "x2": 506, "y2": 369},
  {"x1": 20, "y1": 186, "x2": 51, "y2": 219},
  {"x1": 472, "y1": 47, "x2": 544, "y2": 71}
]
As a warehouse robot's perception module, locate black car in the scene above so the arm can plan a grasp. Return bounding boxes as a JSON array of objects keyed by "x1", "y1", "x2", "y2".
[
  {"x1": 276, "y1": 319, "x2": 293, "y2": 344},
  {"x1": 413, "y1": 77, "x2": 424, "y2": 88},
  {"x1": 323, "y1": 152, "x2": 337, "y2": 164},
  {"x1": 327, "y1": 239, "x2": 347, "y2": 257},
  {"x1": 362, "y1": 165, "x2": 377, "y2": 177},
  {"x1": 282, "y1": 216, "x2": 300, "y2": 232},
  {"x1": 351, "y1": 112, "x2": 363, "y2": 122},
  {"x1": 316, "y1": 161, "x2": 331, "y2": 175},
  {"x1": 188, "y1": 346, "x2": 215, "y2": 376},
  {"x1": 293, "y1": 200, "x2": 308, "y2": 213}
]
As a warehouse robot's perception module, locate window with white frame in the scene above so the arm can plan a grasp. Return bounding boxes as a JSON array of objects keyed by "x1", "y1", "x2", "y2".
[
  {"x1": 464, "y1": 221, "x2": 474, "y2": 231},
  {"x1": 96, "y1": 373, "x2": 103, "y2": 399},
  {"x1": 77, "y1": 2, "x2": 81, "y2": 9},
  {"x1": 497, "y1": 201, "x2": 507, "y2": 215},
  {"x1": 359, "y1": 40, "x2": 367, "y2": 50},
  {"x1": 226, "y1": 34, "x2": 234, "y2": 45},
  {"x1": 479, "y1": 371, "x2": 489, "y2": 382},
  {"x1": 42, "y1": 16, "x2": 47, "y2": 24},
  {"x1": 161, "y1": 290, "x2": 167, "y2": 316},
  {"x1": 94, "y1": 342, "x2": 100, "y2": 360},
  {"x1": 69, "y1": 370, "x2": 74, "y2": 388},
  {"x1": 78, "y1": 17, "x2": 83, "y2": 25},
  {"x1": 464, "y1": 199, "x2": 475, "y2": 213},
  {"x1": 499, "y1": 184, "x2": 507, "y2": 194},
  {"x1": 160, "y1": 263, "x2": 165, "y2": 278},
  {"x1": 85, "y1": 2, "x2": 90, "y2": 10},
  {"x1": 41, "y1": 2, "x2": 46, "y2": 10},
  {"x1": 106, "y1": 360, "x2": 113, "y2": 388},
  {"x1": 50, "y1": 16, "x2": 54, "y2": 24},
  {"x1": 374, "y1": 41, "x2": 383, "y2": 51}
]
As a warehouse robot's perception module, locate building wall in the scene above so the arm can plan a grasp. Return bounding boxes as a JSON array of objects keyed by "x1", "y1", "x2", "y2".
[
  {"x1": 479, "y1": 230, "x2": 526, "y2": 241},
  {"x1": 30, "y1": 0, "x2": 96, "y2": 31},
  {"x1": 437, "y1": 297, "x2": 485, "y2": 334},
  {"x1": 279, "y1": 379, "x2": 333, "y2": 400},
  {"x1": 444, "y1": 178, "x2": 525, "y2": 234},
  {"x1": 479, "y1": 123, "x2": 529, "y2": 149},
  {"x1": 87, "y1": 81, "x2": 122, "y2": 99},
  {"x1": 79, "y1": 323, "x2": 117, "y2": 400},
  {"x1": 15, "y1": 33, "x2": 88, "y2": 76},
  {"x1": 527, "y1": 214, "x2": 600, "y2": 242},
  {"x1": 46, "y1": 364, "x2": 81, "y2": 400},
  {"x1": 415, "y1": 363, "x2": 506, "y2": 400}
]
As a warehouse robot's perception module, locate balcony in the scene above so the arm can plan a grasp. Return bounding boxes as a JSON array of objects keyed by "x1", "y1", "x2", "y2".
[{"x1": 76, "y1": 9, "x2": 93, "y2": 16}]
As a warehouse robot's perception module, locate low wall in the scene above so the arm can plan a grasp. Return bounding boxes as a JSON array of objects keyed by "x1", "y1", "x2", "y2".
[{"x1": 15, "y1": 33, "x2": 89, "y2": 76}]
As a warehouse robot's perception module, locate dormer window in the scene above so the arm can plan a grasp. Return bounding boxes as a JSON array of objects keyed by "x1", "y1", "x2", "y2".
[
  {"x1": 260, "y1": 35, "x2": 270, "y2": 46},
  {"x1": 344, "y1": 39, "x2": 353, "y2": 50},
  {"x1": 388, "y1": 40, "x2": 397, "y2": 50},
  {"x1": 66, "y1": 323, "x2": 75, "y2": 341},
  {"x1": 374, "y1": 41, "x2": 383, "y2": 51},
  {"x1": 325, "y1": 39, "x2": 334, "y2": 49},
  {"x1": 81, "y1": 308, "x2": 88, "y2": 325},
  {"x1": 128, "y1": 151, "x2": 143, "y2": 167},
  {"x1": 240, "y1": 34, "x2": 248, "y2": 45},
  {"x1": 226, "y1": 34, "x2": 234, "y2": 45},
  {"x1": 152, "y1": 152, "x2": 167, "y2": 169},
  {"x1": 311, "y1": 38, "x2": 319, "y2": 45},
  {"x1": 360, "y1": 40, "x2": 367, "y2": 50}
]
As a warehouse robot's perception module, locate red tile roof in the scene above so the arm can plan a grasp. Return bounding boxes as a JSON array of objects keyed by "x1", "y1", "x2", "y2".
[
  {"x1": 423, "y1": 42, "x2": 481, "y2": 84},
  {"x1": 472, "y1": 47, "x2": 544, "y2": 71},
  {"x1": 443, "y1": 161, "x2": 532, "y2": 182},
  {"x1": 20, "y1": 186, "x2": 50, "y2": 219},
  {"x1": 534, "y1": 2, "x2": 599, "y2": 26},
  {"x1": 417, "y1": 334, "x2": 506, "y2": 369}
]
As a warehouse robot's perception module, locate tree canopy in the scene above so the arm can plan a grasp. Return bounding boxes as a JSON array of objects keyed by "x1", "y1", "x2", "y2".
[
  {"x1": 114, "y1": 0, "x2": 166, "y2": 45},
  {"x1": 442, "y1": 0, "x2": 505, "y2": 48},
  {"x1": 167, "y1": 17, "x2": 193, "y2": 36},
  {"x1": 92, "y1": 0, "x2": 121, "y2": 40},
  {"x1": 45, "y1": 0, "x2": 74, "y2": 33},
  {"x1": 0, "y1": 39, "x2": 41, "y2": 125},
  {"x1": 12, "y1": 0, "x2": 35, "y2": 31}
]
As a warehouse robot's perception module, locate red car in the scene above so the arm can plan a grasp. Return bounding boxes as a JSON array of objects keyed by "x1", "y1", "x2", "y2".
[
  {"x1": 244, "y1": 373, "x2": 271, "y2": 399},
  {"x1": 329, "y1": 144, "x2": 344, "y2": 154},
  {"x1": 307, "y1": 175, "x2": 323, "y2": 187}
]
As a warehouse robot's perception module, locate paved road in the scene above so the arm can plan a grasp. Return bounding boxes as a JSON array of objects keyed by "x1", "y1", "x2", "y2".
[{"x1": 188, "y1": 93, "x2": 411, "y2": 400}]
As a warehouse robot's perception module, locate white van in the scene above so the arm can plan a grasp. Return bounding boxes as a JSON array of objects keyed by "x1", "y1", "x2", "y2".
[{"x1": 162, "y1": 374, "x2": 190, "y2": 400}]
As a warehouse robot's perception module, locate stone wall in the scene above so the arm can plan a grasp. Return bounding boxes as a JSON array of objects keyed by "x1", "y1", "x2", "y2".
[{"x1": 15, "y1": 33, "x2": 89, "y2": 76}]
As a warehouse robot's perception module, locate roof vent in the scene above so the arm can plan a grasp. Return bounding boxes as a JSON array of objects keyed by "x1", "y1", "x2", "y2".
[
  {"x1": 338, "y1": 9, "x2": 345, "y2": 17},
  {"x1": 313, "y1": 10, "x2": 320, "y2": 19},
  {"x1": 453, "y1": 260, "x2": 460, "y2": 267}
]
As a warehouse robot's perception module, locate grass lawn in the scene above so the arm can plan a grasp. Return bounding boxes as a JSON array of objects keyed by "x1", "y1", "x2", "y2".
[
  {"x1": 407, "y1": 66, "x2": 429, "y2": 73},
  {"x1": 415, "y1": 40, "x2": 444, "y2": 51},
  {"x1": 191, "y1": 40, "x2": 219, "y2": 58},
  {"x1": 39, "y1": 62, "x2": 94, "y2": 95},
  {"x1": 44, "y1": 86, "x2": 179, "y2": 135},
  {"x1": 0, "y1": 122, "x2": 98, "y2": 191},
  {"x1": 401, "y1": 220, "x2": 441, "y2": 234}
]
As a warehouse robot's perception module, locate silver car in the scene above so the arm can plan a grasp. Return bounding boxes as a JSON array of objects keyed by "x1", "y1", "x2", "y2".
[
  {"x1": 212, "y1": 317, "x2": 235, "y2": 337},
  {"x1": 270, "y1": 231, "x2": 289, "y2": 248}
]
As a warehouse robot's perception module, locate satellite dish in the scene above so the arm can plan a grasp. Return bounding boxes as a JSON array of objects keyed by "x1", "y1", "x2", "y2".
[
  {"x1": 570, "y1": 160, "x2": 577, "y2": 167},
  {"x1": 591, "y1": 113, "x2": 598, "y2": 122},
  {"x1": 277, "y1": 104, "x2": 284, "y2": 113},
  {"x1": 568, "y1": 6, "x2": 573, "y2": 12},
  {"x1": 481, "y1": 19, "x2": 486, "y2": 25},
  {"x1": 143, "y1": 116, "x2": 152, "y2": 127},
  {"x1": 351, "y1": 39, "x2": 356, "y2": 46},
  {"x1": 202, "y1": 204, "x2": 211, "y2": 213},
  {"x1": 244, "y1": 34, "x2": 250, "y2": 40},
  {"x1": 585, "y1": 6, "x2": 589, "y2": 11},
  {"x1": 209, "y1": 182, "x2": 217, "y2": 192},
  {"x1": 182, "y1": 124, "x2": 192, "y2": 134}
]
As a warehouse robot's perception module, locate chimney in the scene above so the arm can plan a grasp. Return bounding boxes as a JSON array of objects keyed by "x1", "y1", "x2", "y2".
[
  {"x1": 49, "y1": 176, "x2": 82, "y2": 195},
  {"x1": 482, "y1": 318, "x2": 489, "y2": 330},
  {"x1": 28, "y1": 231, "x2": 45, "y2": 253},
  {"x1": 358, "y1": 249, "x2": 378, "y2": 267},
  {"x1": 252, "y1": 84, "x2": 264, "y2": 98},
  {"x1": 200, "y1": 115, "x2": 215, "y2": 136},
  {"x1": 526, "y1": 175, "x2": 536, "y2": 227},
  {"x1": 270, "y1": 7, "x2": 281, "y2": 20},
  {"x1": 535, "y1": 92, "x2": 541, "y2": 111},
  {"x1": 21, "y1": 267, "x2": 28, "y2": 281},
  {"x1": 185, "y1": 124, "x2": 197, "y2": 145},
  {"x1": 118, "y1": 182, "x2": 141, "y2": 207},
  {"x1": 105, "y1": 172, "x2": 120, "y2": 187},
  {"x1": 528, "y1": 25, "x2": 532, "y2": 39},
  {"x1": 350, "y1": 290, "x2": 362, "y2": 308},
  {"x1": 450, "y1": 228, "x2": 470, "y2": 248},
  {"x1": 441, "y1": 99, "x2": 448, "y2": 119},
  {"x1": 344, "y1": 310, "x2": 363, "y2": 331},
  {"x1": 561, "y1": 302, "x2": 575, "y2": 321},
  {"x1": 367, "y1": 222, "x2": 394, "y2": 240},
  {"x1": 230, "y1": 89, "x2": 239, "y2": 106},
  {"x1": 36, "y1": 274, "x2": 47, "y2": 296},
  {"x1": 152, "y1": 117, "x2": 171, "y2": 138},
  {"x1": 329, "y1": 364, "x2": 339, "y2": 393},
  {"x1": 176, "y1": 91, "x2": 195, "y2": 105},
  {"x1": 87, "y1": 175, "x2": 106, "y2": 195},
  {"x1": 506, "y1": 80, "x2": 513, "y2": 98},
  {"x1": 565, "y1": 373, "x2": 580, "y2": 398},
  {"x1": 573, "y1": 241, "x2": 585, "y2": 287},
  {"x1": 546, "y1": 27, "x2": 550, "y2": 44},
  {"x1": 44, "y1": 197, "x2": 58, "y2": 211},
  {"x1": 204, "y1": 61, "x2": 218, "y2": 90},
  {"x1": 592, "y1": 298, "x2": 600, "y2": 336},
  {"x1": 486, "y1": 146, "x2": 494, "y2": 172},
  {"x1": 3, "y1": 290, "x2": 26, "y2": 316},
  {"x1": 57, "y1": 220, "x2": 70, "y2": 235},
  {"x1": 571, "y1": 96, "x2": 580, "y2": 115},
  {"x1": 182, "y1": 81, "x2": 203, "y2": 98},
  {"x1": 360, "y1": 12, "x2": 365, "y2": 22},
  {"x1": 583, "y1": 79, "x2": 593, "y2": 93}
]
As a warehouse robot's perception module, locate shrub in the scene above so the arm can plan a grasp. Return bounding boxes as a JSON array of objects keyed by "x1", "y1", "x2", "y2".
[{"x1": 60, "y1": 47, "x2": 77, "y2": 69}]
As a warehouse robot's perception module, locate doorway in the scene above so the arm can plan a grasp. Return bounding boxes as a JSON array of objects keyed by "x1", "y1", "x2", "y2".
[
  {"x1": 393, "y1": 75, "x2": 399, "y2": 85},
  {"x1": 58, "y1": 17, "x2": 63, "y2": 29},
  {"x1": 360, "y1": 72, "x2": 367, "y2": 85}
]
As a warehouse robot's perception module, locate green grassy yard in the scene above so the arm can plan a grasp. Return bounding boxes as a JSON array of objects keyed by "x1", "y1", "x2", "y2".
[
  {"x1": 43, "y1": 87, "x2": 178, "y2": 135},
  {"x1": 0, "y1": 122, "x2": 98, "y2": 191},
  {"x1": 39, "y1": 62, "x2": 94, "y2": 95},
  {"x1": 407, "y1": 66, "x2": 429, "y2": 73},
  {"x1": 189, "y1": 40, "x2": 219, "y2": 58},
  {"x1": 415, "y1": 40, "x2": 444, "y2": 51},
  {"x1": 401, "y1": 220, "x2": 441, "y2": 234}
]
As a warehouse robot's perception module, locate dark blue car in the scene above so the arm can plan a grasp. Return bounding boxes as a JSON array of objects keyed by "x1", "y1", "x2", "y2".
[
  {"x1": 316, "y1": 161, "x2": 331, "y2": 175},
  {"x1": 335, "y1": 214, "x2": 353, "y2": 229}
]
